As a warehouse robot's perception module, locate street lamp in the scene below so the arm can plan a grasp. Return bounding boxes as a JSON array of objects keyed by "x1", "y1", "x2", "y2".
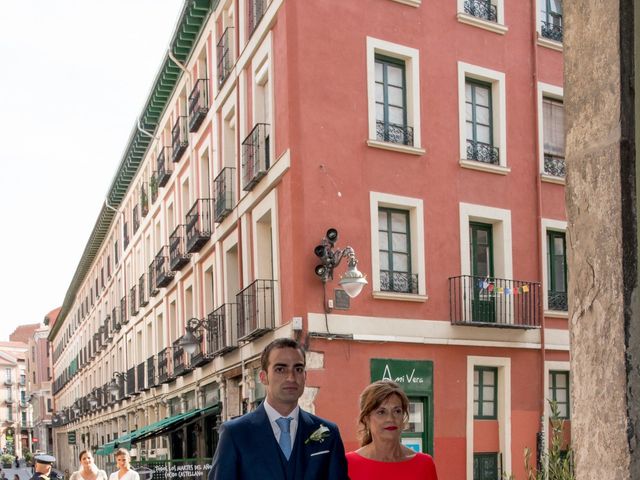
[
  {"x1": 72, "y1": 400, "x2": 81, "y2": 415},
  {"x1": 107, "y1": 372, "x2": 126, "y2": 396},
  {"x1": 87, "y1": 388, "x2": 100, "y2": 408},
  {"x1": 314, "y1": 228, "x2": 368, "y2": 301},
  {"x1": 178, "y1": 318, "x2": 213, "y2": 355}
]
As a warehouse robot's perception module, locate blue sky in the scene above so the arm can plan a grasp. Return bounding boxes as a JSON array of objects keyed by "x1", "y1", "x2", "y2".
[{"x1": 0, "y1": 0, "x2": 184, "y2": 340}]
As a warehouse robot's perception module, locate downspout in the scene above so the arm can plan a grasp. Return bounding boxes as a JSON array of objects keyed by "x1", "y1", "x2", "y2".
[{"x1": 137, "y1": 119, "x2": 158, "y2": 140}]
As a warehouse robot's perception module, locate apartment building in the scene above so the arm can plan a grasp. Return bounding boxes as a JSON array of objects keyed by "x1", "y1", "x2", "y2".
[
  {"x1": 50, "y1": 0, "x2": 566, "y2": 478},
  {"x1": 0, "y1": 342, "x2": 30, "y2": 458}
]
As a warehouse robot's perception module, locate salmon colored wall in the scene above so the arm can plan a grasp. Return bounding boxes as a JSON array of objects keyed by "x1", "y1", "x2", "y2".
[{"x1": 474, "y1": 420, "x2": 499, "y2": 451}]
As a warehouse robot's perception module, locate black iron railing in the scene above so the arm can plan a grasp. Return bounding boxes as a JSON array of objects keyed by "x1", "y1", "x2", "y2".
[
  {"x1": 147, "y1": 355, "x2": 156, "y2": 388},
  {"x1": 150, "y1": 174, "x2": 159, "y2": 203},
  {"x1": 170, "y1": 224, "x2": 191, "y2": 270},
  {"x1": 380, "y1": 271, "x2": 419, "y2": 294},
  {"x1": 248, "y1": 0, "x2": 267, "y2": 36},
  {"x1": 186, "y1": 199, "x2": 212, "y2": 253},
  {"x1": 172, "y1": 116, "x2": 189, "y2": 162},
  {"x1": 112, "y1": 307, "x2": 120, "y2": 332},
  {"x1": 130, "y1": 285, "x2": 138, "y2": 317},
  {"x1": 188, "y1": 79, "x2": 209, "y2": 132},
  {"x1": 464, "y1": 0, "x2": 497, "y2": 22},
  {"x1": 139, "y1": 273, "x2": 148, "y2": 308},
  {"x1": 242, "y1": 123, "x2": 271, "y2": 191},
  {"x1": 141, "y1": 182, "x2": 149, "y2": 217},
  {"x1": 207, "y1": 303, "x2": 237, "y2": 355},
  {"x1": 104, "y1": 315, "x2": 112, "y2": 343},
  {"x1": 156, "y1": 147, "x2": 173, "y2": 187},
  {"x1": 217, "y1": 27, "x2": 234, "y2": 87},
  {"x1": 376, "y1": 121, "x2": 414, "y2": 146},
  {"x1": 548, "y1": 290, "x2": 567, "y2": 311},
  {"x1": 137, "y1": 362, "x2": 146, "y2": 392},
  {"x1": 467, "y1": 140, "x2": 500, "y2": 165},
  {"x1": 154, "y1": 246, "x2": 175, "y2": 288},
  {"x1": 157, "y1": 348, "x2": 172, "y2": 383},
  {"x1": 449, "y1": 275, "x2": 541, "y2": 328},
  {"x1": 544, "y1": 154, "x2": 565, "y2": 177},
  {"x1": 541, "y1": 17, "x2": 563, "y2": 42},
  {"x1": 237, "y1": 279, "x2": 276, "y2": 341},
  {"x1": 120, "y1": 295, "x2": 128, "y2": 325},
  {"x1": 214, "y1": 167, "x2": 235, "y2": 223},
  {"x1": 148, "y1": 261, "x2": 159, "y2": 297},
  {"x1": 172, "y1": 339, "x2": 189, "y2": 377},
  {"x1": 133, "y1": 205, "x2": 140, "y2": 234},
  {"x1": 126, "y1": 367, "x2": 136, "y2": 396}
]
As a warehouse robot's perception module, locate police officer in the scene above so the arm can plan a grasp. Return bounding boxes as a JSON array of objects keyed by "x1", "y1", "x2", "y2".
[{"x1": 31, "y1": 455, "x2": 56, "y2": 480}]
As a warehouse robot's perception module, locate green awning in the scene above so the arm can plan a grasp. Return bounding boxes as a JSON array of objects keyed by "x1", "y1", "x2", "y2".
[{"x1": 95, "y1": 404, "x2": 220, "y2": 455}]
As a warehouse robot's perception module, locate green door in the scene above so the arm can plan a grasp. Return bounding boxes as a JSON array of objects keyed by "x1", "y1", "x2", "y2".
[{"x1": 470, "y1": 222, "x2": 495, "y2": 323}]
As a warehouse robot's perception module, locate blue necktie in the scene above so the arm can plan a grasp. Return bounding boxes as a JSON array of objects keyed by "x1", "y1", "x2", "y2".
[{"x1": 276, "y1": 417, "x2": 293, "y2": 459}]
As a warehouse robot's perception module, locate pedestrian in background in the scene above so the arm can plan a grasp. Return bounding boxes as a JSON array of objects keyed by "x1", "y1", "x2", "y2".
[
  {"x1": 108, "y1": 449, "x2": 138, "y2": 480},
  {"x1": 69, "y1": 451, "x2": 107, "y2": 480}
]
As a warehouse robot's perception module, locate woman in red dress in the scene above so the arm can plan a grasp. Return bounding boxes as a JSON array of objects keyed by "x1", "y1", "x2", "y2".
[{"x1": 346, "y1": 380, "x2": 438, "y2": 480}]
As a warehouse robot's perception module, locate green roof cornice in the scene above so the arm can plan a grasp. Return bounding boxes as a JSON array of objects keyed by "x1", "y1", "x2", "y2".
[{"x1": 51, "y1": 0, "x2": 213, "y2": 341}]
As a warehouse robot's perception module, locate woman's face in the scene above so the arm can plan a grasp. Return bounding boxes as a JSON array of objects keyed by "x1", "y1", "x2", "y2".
[
  {"x1": 116, "y1": 454, "x2": 129, "y2": 470},
  {"x1": 80, "y1": 453, "x2": 94, "y2": 468},
  {"x1": 367, "y1": 394, "x2": 406, "y2": 443}
]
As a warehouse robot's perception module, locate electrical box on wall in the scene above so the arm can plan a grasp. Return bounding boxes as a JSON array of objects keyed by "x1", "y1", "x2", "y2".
[{"x1": 292, "y1": 316, "x2": 303, "y2": 330}]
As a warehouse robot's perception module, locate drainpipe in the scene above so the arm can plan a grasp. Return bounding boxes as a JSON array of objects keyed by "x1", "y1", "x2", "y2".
[{"x1": 137, "y1": 119, "x2": 158, "y2": 140}]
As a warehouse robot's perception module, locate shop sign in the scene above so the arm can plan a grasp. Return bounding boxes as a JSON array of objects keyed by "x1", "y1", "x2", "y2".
[
  {"x1": 370, "y1": 359, "x2": 433, "y2": 396},
  {"x1": 68, "y1": 431, "x2": 76, "y2": 445}
]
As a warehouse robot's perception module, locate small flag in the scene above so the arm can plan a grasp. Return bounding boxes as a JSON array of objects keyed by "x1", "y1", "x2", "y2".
[
  {"x1": 505, "y1": 287, "x2": 510, "y2": 295},
  {"x1": 522, "y1": 285, "x2": 529, "y2": 293},
  {"x1": 488, "y1": 283, "x2": 494, "y2": 292}
]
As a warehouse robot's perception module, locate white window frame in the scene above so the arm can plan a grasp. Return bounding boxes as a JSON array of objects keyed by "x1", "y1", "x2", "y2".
[
  {"x1": 457, "y1": 0, "x2": 508, "y2": 35},
  {"x1": 544, "y1": 361, "x2": 570, "y2": 444},
  {"x1": 370, "y1": 192, "x2": 427, "y2": 300},
  {"x1": 388, "y1": 0, "x2": 421, "y2": 6},
  {"x1": 541, "y1": 218, "x2": 568, "y2": 316},
  {"x1": 536, "y1": 0, "x2": 563, "y2": 51},
  {"x1": 467, "y1": 356, "x2": 511, "y2": 480},
  {"x1": 366, "y1": 37, "x2": 424, "y2": 155},
  {"x1": 458, "y1": 62, "x2": 508, "y2": 174},
  {"x1": 537, "y1": 82, "x2": 565, "y2": 184}
]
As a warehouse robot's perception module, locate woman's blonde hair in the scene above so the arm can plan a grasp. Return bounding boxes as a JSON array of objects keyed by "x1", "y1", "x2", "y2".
[
  {"x1": 114, "y1": 448, "x2": 130, "y2": 461},
  {"x1": 357, "y1": 380, "x2": 409, "y2": 446}
]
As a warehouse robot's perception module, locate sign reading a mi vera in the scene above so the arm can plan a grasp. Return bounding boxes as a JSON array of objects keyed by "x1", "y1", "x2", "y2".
[{"x1": 370, "y1": 359, "x2": 433, "y2": 396}]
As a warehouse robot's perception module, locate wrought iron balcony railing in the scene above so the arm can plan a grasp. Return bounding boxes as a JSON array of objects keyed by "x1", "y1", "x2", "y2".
[
  {"x1": 242, "y1": 123, "x2": 271, "y2": 191},
  {"x1": 158, "y1": 347, "x2": 173, "y2": 384},
  {"x1": 541, "y1": 17, "x2": 563, "y2": 42},
  {"x1": 189, "y1": 338, "x2": 212, "y2": 369},
  {"x1": 248, "y1": 0, "x2": 267, "y2": 36},
  {"x1": 120, "y1": 295, "x2": 128, "y2": 325},
  {"x1": 172, "y1": 116, "x2": 189, "y2": 162},
  {"x1": 111, "y1": 307, "x2": 120, "y2": 332},
  {"x1": 126, "y1": 367, "x2": 136, "y2": 396},
  {"x1": 140, "y1": 182, "x2": 149, "y2": 217},
  {"x1": 133, "y1": 205, "x2": 140, "y2": 234},
  {"x1": 380, "y1": 271, "x2": 419, "y2": 294},
  {"x1": 148, "y1": 261, "x2": 159, "y2": 298},
  {"x1": 154, "y1": 246, "x2": 175, "y2": 288},
  {"x1": 464, "y1": 0, "x2": 497, "y2": 22},
  {"x1": 466, "y1": 140, "x2": 500, "y2": 165},
  {"x1": 103, "y1": 315, "x2": 113, "y2": 343},
  {"x1": 172, "y1": 339, "x2": 191, "y2": 377},
  {"x1": 188, "y1": 79, "x2": 209, "y2": 132},
  {"x1": 376, "y1": 121, "x2": 414, "y2": 146},
  {"x1": 136, "y1": 362, "x2": 146, "y2": 392},
  {"x1": 214, "y1": 167, "x2": 235, "y2": 223},
  {"x1": 217, "y1": 27, "x2": 234, "y2": 88},
  {"x1": 150, "y1": 174, "x2": 159, "y2": 203},
  {"x1": 207, "y1": 303, "x2": 237, "y2": 355},
  {"x1": 130, "y1": 285, "x2": 138, "y2": 317},
  {"x1": 548, "y1": 290, "x2": 568, "y2": 311},
  {"x1": 544, "y1": 154, "x2": 565, "y2": 177},
  {"x1": 138, "y1": 273, "x2": 148, "y2": 308},
  {"x1": 449, "y1": 275, "x2": 541, "y2": 328},
  {"x1": 186, "y1": 199, "x2": 212, "y2": 253},
  {"x1": 156, "y1": 147, "x2": 173, "y2": 187},
  {"x1": 237, "y1": 279, "x2": 276, "y2": 341},
  {"x1": 147, "y1": 355, "x2": 156, "y2": 389},
  {"x1": 169, "y1": 224, "x2": 191, "y2": 271}
]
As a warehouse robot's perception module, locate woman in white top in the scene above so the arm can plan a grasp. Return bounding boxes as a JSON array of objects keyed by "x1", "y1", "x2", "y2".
[
  {"x1": 69, "y1": 450, "x2": 108, "y2": 480},
  {"x1": 109, "y1": 449, "x2": 139, "y2": 480}
]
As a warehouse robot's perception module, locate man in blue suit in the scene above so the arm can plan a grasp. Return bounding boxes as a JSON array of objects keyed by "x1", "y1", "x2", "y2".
[{"x1": 209, "y1": 338, "x2": 349, "y2": 479}]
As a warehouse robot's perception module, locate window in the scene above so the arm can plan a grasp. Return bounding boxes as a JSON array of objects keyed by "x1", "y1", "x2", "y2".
[
  {"x1": 474, "y1": 453, "x2": 499, "y2": 480},
  {"x1": 375, "y1": 55, "x2": 412, "y2": 146},
  {"x1": 47, "y1": 398, "x2": 52, "y2": 412},
  {"x1": 7, "y1": 407, "x2": 11, "y2": 421},
  {"x1": 465, "y1": 0, "x2": 497, "y2": 22},
  {"x1": 543, "y1": 97, "x2": 565, "y2": 177},
  {"x1": 378, "y1": 208, "x2": 417, "y2": 293},
  {"x1": 457, "y1": 0, "x2": 507, "y2": 34},
  {"x1": 21, "y1": 411, "x2": 26, "y2": 425},
  {"x1": 549, "y1": 371, "x2": 570, "y2": 418},
  {"x1": 547, "y1": 231, "x2": 567, "y2": 311},
  {"x1": 466, "y1": 80, "x2": 497, "y2": 165},
  {"x1": 540, "y1": 0, "x2": 563, "y2": 42},
  {"x1": 474, "y1": 366, "x2": 497, "y2": 419},
  {"x1": 4, "y1": 368, "x2": 10, "y2": 382},
  {"x1": 6, "y1": 388, "x2": 11, "y2": 401}
]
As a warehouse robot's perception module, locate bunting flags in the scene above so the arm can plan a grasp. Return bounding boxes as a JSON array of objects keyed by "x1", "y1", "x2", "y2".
[{"x1": 475, "y1": 278, "x2": 532, "y2": 296}]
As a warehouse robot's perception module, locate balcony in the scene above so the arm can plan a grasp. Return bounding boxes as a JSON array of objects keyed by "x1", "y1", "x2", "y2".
[
  {"x1": 150, "y1": 174, "x2": 159, "y2": 203},
  {"x1": 140, "y1": 183, "x2": 149, "y2": 217},
  {"x1": 541, "y1": 14, "x2": 563, "y2": 42},
  {"x1": 130, "y1": 285, "x2": 138, "y2": 317},
  {"x1": 544, "y1": 154, "x2": 565, "y2": 177},
  {"x1": 137, "y1": 362, "x2": 147, "y2": 392},
  {"x1": 156, "y1": 147, "x2": 173, "y2": 187},
  {"x1": 548, "y1": 290, "x2": 568, "y2": 312},
  {"x1": 237, "y1": 279, "x2": 276, "y2": 341},
  {"x1": 380, "y1": 271, "x2": 419, "y2": 294},
  {"x1": 4, "y1": 379, "x2": 12, "y2": 386},
  {"x1": 133, "y1": 205, "x2": 140, "y2": 234},
  {"x1": 248, "y1": 0, "x2": 267, "y2": 36},
  {"x1": 186, "y1": 199, "x2": 212, "y2": 253},
  {"x1": 126, "y1": 367, "x2": 137, "y2": 396},
  {"x1": 242, "y1": 123, "x2": 271, "y2": 191},
  {"x1": 376, "y1": 121, "x2": 414, "y2": 146},
  {"x1": 189, "y1": 339, "x2": 212, "y2": 368},
  {"x1": 111, "y1": 307, "x2": 120, "y2": 332},
  {"x1": 138, "y1": 273, "x2": 148, "y2": 308},
  {"x1": 154, "y1": 246, "x2": 175, "y2": 288},
  {"x1": 464, "y1": 0, "x2": 497, "y2": 22},
  {"x1": 188, "y1": 79, "x2": 209, "y2": 132},
  {"x1": 157, "y1": 348, "x2": 174, "y2": 384},
  {"x1": 93, "y1": 332, "x2": 102, "y2": 351},
  {"x1": 171, "y1": 116, "x2": 188, "y2": 163},
  {"x1": 19, "y1": 400, "x2": 28, "y2": 409},
  {"x1": 147, "y1": 355, "x2": 156, "y2": 389},
  {"x1": 466, "y1": 140, "x2": 500, "y2": 165},
  {"x1": 103, "y1": 315, "x2": 113, "y2": 343},
  {"x1": 148, "y1": 262, "x2": 159, "y2": 297},
  {"x1": 5, "y1": 398, "x2": 13, "y2": 405},
  {"x1": 214, "y1": 167, "x2": 235, "y2": 223},
  {"x1": 120, "y1": 295, "x2": 128, "y2": 325},
  {"x1": 206, "y1": 303, "x2": 237, "y2": 355},
  {"x1": 448, "y1": 275, "x2": 541, "y2": 328},
  {"x1": 172, "y1": 339, "x2": 192, "y2": 377},
  {"x1": 169, "y1": 225, "x2": 191, "y2": 271},
  {"x1": 217, "y1": 27, "x2": 234, "y2": 88}
]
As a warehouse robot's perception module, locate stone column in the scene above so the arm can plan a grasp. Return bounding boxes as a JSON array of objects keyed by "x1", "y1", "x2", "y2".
[{"x1": 565, "y1": 0, "x2": 640, "y2": 478}]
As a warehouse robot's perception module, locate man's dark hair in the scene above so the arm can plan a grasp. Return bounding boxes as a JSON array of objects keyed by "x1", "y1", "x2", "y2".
[{"x1": 260, "y1": 338, "x2": 305, "y2": 372}]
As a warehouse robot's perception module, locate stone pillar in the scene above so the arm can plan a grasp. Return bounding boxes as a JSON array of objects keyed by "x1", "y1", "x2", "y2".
[{"x1": 565, "y1": 0, "x2": 640, "y2": 478}]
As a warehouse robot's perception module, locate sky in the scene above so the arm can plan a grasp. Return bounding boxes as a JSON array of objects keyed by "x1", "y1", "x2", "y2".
[{"x1": 0, "y1": 0, "x2": 185, "y2": 341}]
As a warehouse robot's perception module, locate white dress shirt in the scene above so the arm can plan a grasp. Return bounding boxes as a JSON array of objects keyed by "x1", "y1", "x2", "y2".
[{"x1": 263, "y1": 399, "x2": 300, "y2": 448}]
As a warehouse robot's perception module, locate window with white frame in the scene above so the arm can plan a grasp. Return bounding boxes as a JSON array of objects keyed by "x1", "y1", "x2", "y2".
[
  {"x1": 457, "y1": 0, "x2": 507, "y2": 34},
  {"x1": 543, "y1": 97, "x2": 565, "y2": 177},
  {"x1": 549, "y1": 370, "x2": 570, "y2": 418},
  {"x1": 541, "y1": 219, "x2": 567, "y2": 313},
  {"x1": 458, "y1": 63, "x2": 507, "y2": 170},
  {"x1": 540, "y1": 0, "x2": 563, "y2": 43},
  {"x1": 367, "y1": 37, "x2": 423, "y2": 153},
  {"x1": 370, "y1": 192, "x2": 426, "y2": 299}
]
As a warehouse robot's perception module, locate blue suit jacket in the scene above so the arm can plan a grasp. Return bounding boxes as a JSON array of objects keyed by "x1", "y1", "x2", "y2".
[{"x1": 208, "y1": 403, "x2": 349, "y2": 480}]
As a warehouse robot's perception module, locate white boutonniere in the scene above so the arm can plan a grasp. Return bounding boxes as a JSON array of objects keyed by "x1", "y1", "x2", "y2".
[{"x1": 304, "y1": 424, "x2": 331, "y2": 444}]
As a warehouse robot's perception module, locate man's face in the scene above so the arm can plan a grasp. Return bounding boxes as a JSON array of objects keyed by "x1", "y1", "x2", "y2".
[
  {"x1": 35, "y1": 463, "x2": 51, "y2": 475},
  {"x1": 260, "y1": 347, "x2": 306, "y2": 415}
]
